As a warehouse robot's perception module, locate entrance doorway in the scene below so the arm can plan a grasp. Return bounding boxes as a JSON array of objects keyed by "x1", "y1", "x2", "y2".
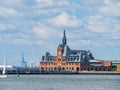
[{"x1": 58, "y1": 66, "x2": 61, "y2": 71}]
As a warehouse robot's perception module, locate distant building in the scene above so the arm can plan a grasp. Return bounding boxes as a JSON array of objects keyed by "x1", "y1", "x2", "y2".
[
  {"x1": 0, "y1": 65, "x2": 13, "y2": 69},
  {"x1": 0, "y1": 65, "x2": 15, "y2": 74},
  {"x1": 112, "y1": 61, "x2": 120, "y2": 72},
  {"x1": 21, "y1": 53, "x2": 27, "y2": 68},
  {"x1": 40, "y1": 30, "x2": 112, "y2": 72}
]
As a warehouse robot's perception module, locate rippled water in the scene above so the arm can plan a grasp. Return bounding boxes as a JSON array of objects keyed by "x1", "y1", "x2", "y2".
[{"x1": 0, "y1": 75, "x2": 120, "y2": 90}]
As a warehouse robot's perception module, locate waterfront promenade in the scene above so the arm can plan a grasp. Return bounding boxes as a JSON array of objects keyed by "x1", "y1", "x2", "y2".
[{"x1": 1, "y1": 67, "x2": 120, "y2": 75}]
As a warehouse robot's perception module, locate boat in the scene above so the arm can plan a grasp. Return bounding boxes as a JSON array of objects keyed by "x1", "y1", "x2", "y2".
[{"x1": 0, "y1": 55, "x2": 8, "y2": 78}]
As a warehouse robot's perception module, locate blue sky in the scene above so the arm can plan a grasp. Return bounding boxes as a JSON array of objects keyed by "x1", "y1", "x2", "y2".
[{"x1": 0, "y1": 0, "x2": 120, "y2": 66}]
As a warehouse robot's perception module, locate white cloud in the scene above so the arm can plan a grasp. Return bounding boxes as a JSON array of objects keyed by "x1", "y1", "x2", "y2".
[
  {"x1": 35, "y1": 1, "x2": 72, "y2": 16},
  {"x1": 12, "y1": 39, "x2": 29, "y2": 45},
  {"x1": 58, "y1": 1, "x2": 69, "y2": 6},
  {"x1": 36, "y1": 0, "x2": 53, "y2": 8},
  {"x1": 36, "y1": 9, "x2": 59, "y2": 16},
  {"x1": 0, "y1": 7, "x2": 19, "y2": 16},
  {"x1": 102, "y1": 32, "x2": 120, "y2": 40},
  {"x1": 99, "y1": 0, "x2": 120, "y2": 16},
  {"x1": 49, "y1": 12, "x2": 82, "y2": 27},
  {"x1": 87, "y1": 15, "x2": 108, "y2": 33},
  {"x1": 36, "y1": 0, "x2": 70, "y2": 8},
  {"x1": 77, "y1": 40, "x2": 92, "y2": 45},
  {"x1": 87, "y1": 15, "x2": 120, "y2": 33},
  {"x1": 0, "y1": 23, "x2": 15, "y2": 31},
  {"x1": 0, "y1": 0, "x2": 23, "y2": 6},
  {"x1": 69, "y1": 39, "x2": 103, "y2": 48},
  {"x1": 11, "y1": 38, "x2": 43, "y2": 45},
  {"x1": 0, "y1": 30, "x2": 45, "y2": 45},
  {"x1": 105, "y1": 41, "x2": 115, "y2": 46},
  {"x1": 33, "y1": 25, "x2": 59, "y2": 39},
  {"x1": 81, "y1": 0, "x2": 101, "y2": 5}
]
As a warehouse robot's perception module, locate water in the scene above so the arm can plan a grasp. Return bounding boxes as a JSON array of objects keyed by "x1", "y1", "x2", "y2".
[{"x1": 0, "y1": 75, "x2": 120, "y2": 90}]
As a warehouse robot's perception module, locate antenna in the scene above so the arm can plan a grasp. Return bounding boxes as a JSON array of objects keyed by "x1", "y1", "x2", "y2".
[
  {"x1": 3, "y1": 53, "x2": 7, "y2": 75},
  {"x1": 4, "y1": 53, "x2": 7, "y2": 66}
]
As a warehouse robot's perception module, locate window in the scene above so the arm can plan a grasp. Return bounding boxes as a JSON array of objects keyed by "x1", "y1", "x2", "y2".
[
  {"x1": 95, "y1": 68, "x2": 97, "y2": 71},
  {"x1": 76, "y1": 63, "x2": 79, "y2": 65},
  {"x1": 54, "y1": 67, "x2": 57, "y2": 71},
  {"x1": 54, "y1": 63, "x2": 57, "y2": 65},
  {"x1": 103, "y1": 68, "x2": 106, "y2": 71},
  {"x1": 58, "y1": 59, "x2": 61, "y2": 61},
  {"x1": 76, "y1": 67, "x2": 79, "y2": 71},
  {"x1": 41, "y1": 67, "x2": 44, "y2": 70},
  {"x1": 62, "y1": 67, "x2": 65, "y2": 71},
  {"x1": 73, "y1": 57, "x2": 75, "y2": 60},
  {"x1": 62, "y1": 63, "x2": 65, "y2": 65},
  {"x1": 62, "y1": 59, "x2": 65, "y2": 61},
  {"x1": 84, "y1": 63, "x2": 86, "y2": 66},
  {"x1": 81, "y1": 63, "x2": 82, "y2": 66},
  {"x1": 87, "y1": 68, "x2": 90, "y2": 71},
  {"x1": 91, "y1": 68, "x2": 93, "y2": 71},
  {"x1": 72, "y1": 67, "x2": 74, "y2": 70},
  {"x1": 51, "y1": 67, "x2": 53, "y2": 71}
]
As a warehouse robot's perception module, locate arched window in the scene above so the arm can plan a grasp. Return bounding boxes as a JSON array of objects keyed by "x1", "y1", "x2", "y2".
[
  {"x1": 54, "y1": 67, "x2": 57, "y2": 71},
  {"x1": 62, "y1": 67, "x2": 65, "y2": 71},
  {"x1": 76, "y1": 67, "x2": 79, "y2": 72},
  {"x1": 41, "y1": 67, "x2": 44, "y2": 71}
]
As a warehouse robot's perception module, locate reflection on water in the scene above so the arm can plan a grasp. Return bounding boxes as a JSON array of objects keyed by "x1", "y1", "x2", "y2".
[{"x1": 0, "y1": 75, "x2": 120, "y2": 90}]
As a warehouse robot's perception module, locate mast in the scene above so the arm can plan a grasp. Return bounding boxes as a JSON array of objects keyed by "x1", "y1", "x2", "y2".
[{"x1": 2, "y1": 54, "x2": 7, "y2": 75}]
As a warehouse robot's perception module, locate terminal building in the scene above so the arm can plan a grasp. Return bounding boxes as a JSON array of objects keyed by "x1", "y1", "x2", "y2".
[{"x1": 40, "y1": 31, "x2": 112, "y2": 72}]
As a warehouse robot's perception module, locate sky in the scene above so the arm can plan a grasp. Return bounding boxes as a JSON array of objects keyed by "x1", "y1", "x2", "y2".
[{"x1": 0, "y1": 0, "x2": 120, "y2": 67}]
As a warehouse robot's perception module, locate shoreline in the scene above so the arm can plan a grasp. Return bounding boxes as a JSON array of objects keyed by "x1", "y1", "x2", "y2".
[{"x1": 4, "y1": 71, "x2": 120, "y2": 75}]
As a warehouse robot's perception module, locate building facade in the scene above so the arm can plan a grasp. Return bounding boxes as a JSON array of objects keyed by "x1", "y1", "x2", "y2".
[
  {"x1": 112, "y1": 61, "x2": 120, "y2": 72},
  {"x1": 40, "y1": 31, "x2": 112, "y2": 72}
]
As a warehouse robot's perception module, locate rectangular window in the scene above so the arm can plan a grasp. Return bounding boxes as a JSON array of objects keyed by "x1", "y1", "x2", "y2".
[
  {"x1": 58, "y1": 59, "x2": 61, "y2": 61},
  {"x1": 62, "y1": 59, "x2": 65, "y2": 61},
  {"x1": 76, "y1": 63, "x2": 79, "y2": 65},
  {"x1": 72, "y1": 67, "x2": 74, "y2": 70}
]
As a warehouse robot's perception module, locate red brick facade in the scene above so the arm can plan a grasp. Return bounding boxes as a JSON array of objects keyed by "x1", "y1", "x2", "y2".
[
  {"x1": 117, "y1": 66, "x2": 120, "y2": 72},
  {"x1": 40, "y1": 45, "x2": 112, "y2": 72}
]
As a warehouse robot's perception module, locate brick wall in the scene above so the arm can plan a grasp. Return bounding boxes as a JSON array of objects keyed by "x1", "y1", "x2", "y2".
[
  {"x1": 103, "y1": 61, "x2": 112, "y2": 66},
  {"x1": 117, "y1": 65, "x2": 120, "y2": 72}
]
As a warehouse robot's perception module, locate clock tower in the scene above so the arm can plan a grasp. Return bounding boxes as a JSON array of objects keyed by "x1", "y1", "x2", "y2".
[{"x1": 57, "y1": 45, "x2": 63, "y2": 56}]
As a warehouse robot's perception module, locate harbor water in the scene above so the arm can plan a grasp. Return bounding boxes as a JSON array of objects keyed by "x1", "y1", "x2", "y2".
[{"x1": 0, "y1": 75, "x2": 120, "y2": 90}]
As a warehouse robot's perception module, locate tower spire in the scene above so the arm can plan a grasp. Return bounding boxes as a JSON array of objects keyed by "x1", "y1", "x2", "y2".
[{"x1": 62, "y1": 30, "x2": 67, "y2": 46}]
